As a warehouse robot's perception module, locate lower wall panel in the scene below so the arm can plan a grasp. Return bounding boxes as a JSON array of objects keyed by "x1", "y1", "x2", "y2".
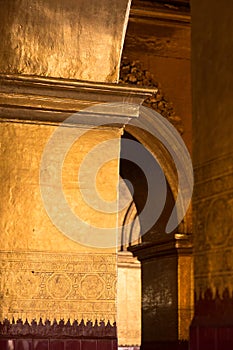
[{"x1": 0, "y1": 339, "x2": 117, "y2": 350}]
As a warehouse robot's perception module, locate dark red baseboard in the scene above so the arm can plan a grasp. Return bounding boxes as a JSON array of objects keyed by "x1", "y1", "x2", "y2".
[
  {"x1": 140, "y1": 340, "x2": 188, "y2": 350},
  {"x1": 190, "y1": 326, "x2": 233, "y2": 350},
  {"x1": 0, "y1": 338, "x2": 117, "y2": 350}
]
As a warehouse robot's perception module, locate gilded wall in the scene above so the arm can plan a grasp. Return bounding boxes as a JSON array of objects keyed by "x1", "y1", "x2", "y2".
[{"x1": 0, "y1": 121, "x2": 121, "y2": 324}]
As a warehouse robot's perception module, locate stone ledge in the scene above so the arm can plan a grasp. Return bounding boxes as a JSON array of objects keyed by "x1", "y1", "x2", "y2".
[{"x1": 0, "y1": 74, "x2": 155, "y2": 125}]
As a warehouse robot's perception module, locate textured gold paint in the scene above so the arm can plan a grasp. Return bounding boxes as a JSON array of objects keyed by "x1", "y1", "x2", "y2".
[
  {"x1": 0, "y1": 0, "x2": 131, "y2": 83},
  {"x1": 178, "y1": 255, "x2": 194, "y2": 340},
  {"x1": 0, "y1": 121, "x2": 121, "y2": 323},
  {"x1": 62, "y1": 129, "x2": 120, "y2": 229}
]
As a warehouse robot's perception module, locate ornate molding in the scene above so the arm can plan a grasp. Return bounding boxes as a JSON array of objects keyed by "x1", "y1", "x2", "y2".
[{"x1": 119, "y1": 58, "x2": 184, "y2": 134}]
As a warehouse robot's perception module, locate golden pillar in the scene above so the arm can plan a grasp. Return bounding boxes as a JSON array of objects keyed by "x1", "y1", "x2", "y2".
[
  {"x1": 0, "y1": 74, "x2": 153, "y2": 348},
  {"x1": 0, "y1": 1, "x2": 154, "y2": 348},
  {"x1": 190, "y1": 0, "x2": 233, "y2": 348}
]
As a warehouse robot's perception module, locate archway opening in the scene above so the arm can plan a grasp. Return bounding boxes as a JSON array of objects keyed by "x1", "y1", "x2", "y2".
[{"x1": 117, "y1": 129, "x2": 178, "y2": 350}]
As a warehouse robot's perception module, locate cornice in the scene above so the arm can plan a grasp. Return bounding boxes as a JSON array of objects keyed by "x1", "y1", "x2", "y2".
[
  {"x1": 0, "y1": 74, "x2": 156, "y2": 126},
  {"x1": 129, "y1": 234, "x2": 192, "y2": 261}
]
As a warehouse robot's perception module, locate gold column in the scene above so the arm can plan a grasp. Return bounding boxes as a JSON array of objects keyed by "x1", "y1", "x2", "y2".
[
  {"x1": 190, "y1": 0, "x2": 233, "y2": 347},
  {"x1": 0, "y1": 75, "x2": 153, "y2": 328}
]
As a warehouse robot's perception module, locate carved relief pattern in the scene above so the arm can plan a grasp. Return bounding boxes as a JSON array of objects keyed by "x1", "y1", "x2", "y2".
[
  {"x1": 0, "y1": 251, "x2": 116, "y2": 323},
  {"x1": 193, "y1": 153, "x2": 233, "y2": 297},
  {"x1": 119, "y1": 57, "x2": 184, "y2": 134}
]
